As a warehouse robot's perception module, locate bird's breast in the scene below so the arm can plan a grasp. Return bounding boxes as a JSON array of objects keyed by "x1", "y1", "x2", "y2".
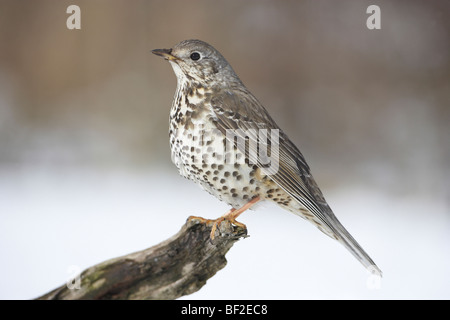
[{"x1": 168, "y1": 85, "x2": 267, "y2": 208}]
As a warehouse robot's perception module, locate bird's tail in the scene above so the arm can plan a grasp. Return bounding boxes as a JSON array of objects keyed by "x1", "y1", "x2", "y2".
[{"x1": 326, "y1": 213, "x2": 382, "y2": 277}]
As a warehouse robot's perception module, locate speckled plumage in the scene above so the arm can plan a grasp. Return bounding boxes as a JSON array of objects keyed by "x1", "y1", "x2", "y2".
[{"x1": 152, "y1": 39, "x2": 381, "y2": 276}]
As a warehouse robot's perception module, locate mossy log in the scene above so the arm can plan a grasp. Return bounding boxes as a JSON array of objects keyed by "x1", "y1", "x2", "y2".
[{"x1": 37, "y1": 217, "x2": 247, "y2": 300}]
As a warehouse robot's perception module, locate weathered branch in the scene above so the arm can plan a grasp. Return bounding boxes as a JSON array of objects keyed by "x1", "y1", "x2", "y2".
[{"x1": 37, "y1": 217, "x2": 247, "y2": 300}]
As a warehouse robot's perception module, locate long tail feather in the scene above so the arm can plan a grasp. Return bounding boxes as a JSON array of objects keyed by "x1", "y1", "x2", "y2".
[{"x1": 327, "y1": 214, "x2": 382, "y2": 277}]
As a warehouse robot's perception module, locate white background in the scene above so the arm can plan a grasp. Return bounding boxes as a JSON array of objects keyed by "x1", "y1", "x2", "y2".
[{"x1": 1, "y1": 167, "x2": 448, "y2": 300}]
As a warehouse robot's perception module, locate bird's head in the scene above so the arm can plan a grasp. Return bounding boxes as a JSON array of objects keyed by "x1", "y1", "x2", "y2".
[{"x1": 152, "y1": 39, "x2": 241, "y2": 87}]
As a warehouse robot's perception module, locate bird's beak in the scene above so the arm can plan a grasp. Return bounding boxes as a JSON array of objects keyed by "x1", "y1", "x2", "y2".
[{"x1": 151, "y1": 48, "x2": 180, "y2": 61}]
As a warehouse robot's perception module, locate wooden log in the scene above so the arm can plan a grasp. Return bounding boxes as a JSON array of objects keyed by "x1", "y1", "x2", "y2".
[{"x1": 37, "y1": 217, "x2": 247, "y2": 300}]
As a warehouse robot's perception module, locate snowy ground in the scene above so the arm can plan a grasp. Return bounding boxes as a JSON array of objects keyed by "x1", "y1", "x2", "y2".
[{"x1": 0, "y1": 166, "x2": 449, "y2": 300}]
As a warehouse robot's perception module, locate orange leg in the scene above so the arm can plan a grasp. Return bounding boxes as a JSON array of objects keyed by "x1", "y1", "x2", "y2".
[
  {"x1": 189, "y1": 196, "x2": 261, "y2": 241},
  {"x1": 188, "y1": 197, "x2": 261, "y2": 240}
]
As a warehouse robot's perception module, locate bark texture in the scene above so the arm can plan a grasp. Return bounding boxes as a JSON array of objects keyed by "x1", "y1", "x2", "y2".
[{"x1": 37, "y1": 217, "x2": 247, "y2": 300}]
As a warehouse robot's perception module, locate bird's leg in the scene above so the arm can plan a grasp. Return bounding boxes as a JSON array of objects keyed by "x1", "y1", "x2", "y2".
[
  {"x1": 209, "y1": 196, "x2": 261, "y2": 240},
  {"x1": 188, "y1": 208, "x2": 235, "y2": 227},
  {"x1": 188, "y1": 196, "x2": 261, "y2": 241},
  {"x1": 208, "y1": 208, "x2": 237, "y2": 240}
]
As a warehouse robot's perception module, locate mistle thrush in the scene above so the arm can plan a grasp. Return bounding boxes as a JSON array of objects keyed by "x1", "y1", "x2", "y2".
[{"x1": 152, "y1": 39, "x2": 382, "y2": 276}]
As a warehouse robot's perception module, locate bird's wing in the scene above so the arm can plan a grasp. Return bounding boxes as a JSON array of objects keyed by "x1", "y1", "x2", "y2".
[{"x1": 208, "y1": 87, "x2": 382, "y2": 276}]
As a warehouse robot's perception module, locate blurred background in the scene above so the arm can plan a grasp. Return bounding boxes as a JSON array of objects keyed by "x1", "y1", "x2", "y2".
[{"x1": 0, "y1": 0, "x2": 449, "y2": 299}]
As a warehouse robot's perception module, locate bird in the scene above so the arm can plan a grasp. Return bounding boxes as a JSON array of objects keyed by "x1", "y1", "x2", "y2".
[{"x1": 152, "y1": 39, "x2": 382, "y2": 276}]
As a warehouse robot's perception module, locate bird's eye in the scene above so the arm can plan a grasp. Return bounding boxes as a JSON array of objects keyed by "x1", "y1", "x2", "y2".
[{"x1": 190, "y1": 52, "x2": 201, "y2": 61}]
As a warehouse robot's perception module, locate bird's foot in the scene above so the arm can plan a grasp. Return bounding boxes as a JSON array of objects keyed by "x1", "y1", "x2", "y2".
[
  {"x1": 187, "y1": 209, "x2": 246, "y2": 242},
  {"x1": 187, "y1": 196, "x2": 261, "y2": 242},
  {"x1": 209, "y1": 209, "x2": 247, "y2": 241}
]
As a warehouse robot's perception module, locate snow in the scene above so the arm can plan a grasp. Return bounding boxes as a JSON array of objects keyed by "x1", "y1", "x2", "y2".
[{"x1": 0, "y1": 166, "x2": 449, "y2": 299}]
